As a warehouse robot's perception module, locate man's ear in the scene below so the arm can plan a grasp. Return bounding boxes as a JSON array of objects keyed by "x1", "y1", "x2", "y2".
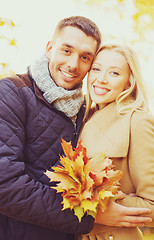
[{"x1": 46, "y1": 41, "x2": 53, "y2": 57}]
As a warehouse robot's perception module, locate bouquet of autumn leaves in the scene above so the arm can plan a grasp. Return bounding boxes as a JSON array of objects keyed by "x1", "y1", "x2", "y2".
[{"x1": 45, "y1": 138, "x2": 122, "y2": 222}]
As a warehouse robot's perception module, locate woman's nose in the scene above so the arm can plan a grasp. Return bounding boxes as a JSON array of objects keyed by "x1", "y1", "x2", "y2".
[{"x1": 97, "y1": 72, "x2": 108, "y2": 84}]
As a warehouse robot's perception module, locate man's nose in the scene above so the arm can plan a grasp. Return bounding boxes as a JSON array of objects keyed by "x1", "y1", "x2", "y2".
[{"x1": 67, "y1": 54, "x2": 79, "y2": 70}]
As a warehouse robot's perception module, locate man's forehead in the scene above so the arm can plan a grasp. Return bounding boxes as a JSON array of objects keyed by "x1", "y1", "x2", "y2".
[{"x1": 54, "y1": 26, "x2": 97, "y2": 53}]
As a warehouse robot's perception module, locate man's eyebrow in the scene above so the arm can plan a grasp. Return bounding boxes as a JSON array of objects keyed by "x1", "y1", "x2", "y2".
[
  {"x1": 62, "y1": 43, "x2": 74, "y2": 49},
  {"x1": 62, "y1": 43, "x2": 95, "y2": 57},
  {"x1": 85, "y1": 51, "x2": 95, "y2": 57}
]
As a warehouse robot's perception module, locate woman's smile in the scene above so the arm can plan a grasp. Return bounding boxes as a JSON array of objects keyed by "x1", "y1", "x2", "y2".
[{"x1": 93, "y1": 85, "x2": 110, "y2": 95}]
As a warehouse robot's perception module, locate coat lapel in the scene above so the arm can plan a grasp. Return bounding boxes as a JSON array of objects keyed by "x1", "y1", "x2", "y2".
[{"x1": 80, "y1": 102, "x2": 133, "y2": 158}]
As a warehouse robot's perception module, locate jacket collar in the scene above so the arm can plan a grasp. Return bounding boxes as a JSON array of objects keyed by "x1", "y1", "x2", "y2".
[{"x1": 81, "y1": 102, "x2": 134, "y2": 158}]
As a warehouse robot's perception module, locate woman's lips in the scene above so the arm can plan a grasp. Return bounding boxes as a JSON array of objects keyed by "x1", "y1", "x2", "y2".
[{"x1": 93, "y1": 85, "x2": 110, "y2": 95}]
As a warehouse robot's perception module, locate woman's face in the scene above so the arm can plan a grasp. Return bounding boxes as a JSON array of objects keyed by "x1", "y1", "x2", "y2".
[{"x1": 88, "y1": 49, "x2": 130, "y2": 109}]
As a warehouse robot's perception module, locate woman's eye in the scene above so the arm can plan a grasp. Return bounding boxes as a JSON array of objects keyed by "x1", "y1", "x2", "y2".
[
  {"x1": 111, "y1": 71, "x2": 119, "y2": 76},
  {"x1": 92, "y1": 67, "x2": 100, "y2": 71}
]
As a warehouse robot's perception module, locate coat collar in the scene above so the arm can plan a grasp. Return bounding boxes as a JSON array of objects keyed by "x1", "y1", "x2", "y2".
[{"x1": 80, "y1": 102, "x2": 134, "y2": 158}]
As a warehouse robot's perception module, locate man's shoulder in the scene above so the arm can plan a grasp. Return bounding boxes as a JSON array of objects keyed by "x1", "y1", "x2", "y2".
[{"x1": 4, "y1": 73, "x2": 32, "y2": 90}]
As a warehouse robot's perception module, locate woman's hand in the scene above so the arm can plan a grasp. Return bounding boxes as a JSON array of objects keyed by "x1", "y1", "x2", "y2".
[{"x1": 95, "y1": 200, "x2": 152, "y2": 227}]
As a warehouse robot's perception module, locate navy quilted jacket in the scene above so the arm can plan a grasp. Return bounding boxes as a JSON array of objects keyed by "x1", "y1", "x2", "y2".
[{"x1": 0, "y1": 73, "x2": 94, "y2": 240}]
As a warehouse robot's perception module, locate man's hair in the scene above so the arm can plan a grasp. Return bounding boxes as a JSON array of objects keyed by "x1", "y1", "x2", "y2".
[{"x1": 53, "y1": 16, "x2": 101, "y2": 51}]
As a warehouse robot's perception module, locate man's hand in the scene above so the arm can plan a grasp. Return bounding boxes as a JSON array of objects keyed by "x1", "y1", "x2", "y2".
[{"x1": 95, "y1": 200, "x2": 152, "y2": 227}]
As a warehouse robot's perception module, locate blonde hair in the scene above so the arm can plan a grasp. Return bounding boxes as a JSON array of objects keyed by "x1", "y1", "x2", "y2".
[{"x1": 84, "y1": 44, "x2": 148, "y2": 122}]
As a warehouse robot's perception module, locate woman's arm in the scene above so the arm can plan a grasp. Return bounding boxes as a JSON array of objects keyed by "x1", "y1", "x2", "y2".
[
  {"x1": 118, "y1": 111, "x2": 154, "y2": 227},
  {"x1": 95, "y1": 200, "x2": 152, "y2": 227}
]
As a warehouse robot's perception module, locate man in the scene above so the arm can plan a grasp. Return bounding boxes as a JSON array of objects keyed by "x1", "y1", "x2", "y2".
[
  {"x1": 0, "y1": 15, "x2": 100, "y2": 240},
  {"x1": 0, "y1": 16, "x2": 151, "y2": 240}
]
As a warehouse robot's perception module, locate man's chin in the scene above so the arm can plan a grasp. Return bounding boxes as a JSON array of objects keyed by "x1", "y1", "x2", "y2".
[{"x1": 57, "y1": 82, "x2": 74, "y2": 90}]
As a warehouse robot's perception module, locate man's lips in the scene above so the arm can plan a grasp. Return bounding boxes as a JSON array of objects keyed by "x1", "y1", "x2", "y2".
[
  {"x1": 60, "y1": 69, "x2": 78, "y2": 81},
  {"x1": 93, "y1": 85, "x2": 110, "y2": 95}
]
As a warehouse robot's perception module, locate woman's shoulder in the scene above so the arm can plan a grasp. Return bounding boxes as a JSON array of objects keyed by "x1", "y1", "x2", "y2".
[{"x1": 130, "y1": 108, "x2": 154, "y2": 132}]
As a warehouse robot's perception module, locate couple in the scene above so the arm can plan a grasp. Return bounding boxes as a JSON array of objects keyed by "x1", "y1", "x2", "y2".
[{"x1": 0, "y1": 16, "x2": 153, "y2": 240}]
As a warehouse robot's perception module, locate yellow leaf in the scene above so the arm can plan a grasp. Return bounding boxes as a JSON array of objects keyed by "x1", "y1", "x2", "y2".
[
  {"x1": 87, "y1": 210, "x2": 96, "y2": 218},
  {"x1": 83, "y1": 162, "x2": 94, "y2": 191},
  {"x1": 90, "y1": 153, "x2": 112, "y2": 173},
  {"x1": 10, "y1": 21, "x2": 15, "y2": 27},
  {"x1": 0, "y1": 17, "x2": 16, "y2": 28},
  {"x1": 62, "y1": 198, "x2": 71, "y2": 210},
  {"x1": 74, "y1": 206, "x2": 84, "y2": 222},
  {"x1": 0, "y1": 62, "x2": 7, "y2": 69},
  {"x1": 99, "y1": 190, "x2": 114, "y2": 200},
  {"x1": 73, "y1": 155, "x2": 85, "y2": 184},
  {"x1": 133, "y1": 0, "x2": 154, "y2": 35},
  {"x1": 0, "y1": 20, "x2": 5, "y2": 26},
  {"x1": 52, "y1": 166, "x2": 68, "y2": 175},
  {"x1": 59, "y1": 156, "x2": 72, "y2": 170},
  {"x1": 61, "y1": 137, "x2": 76, "y2": 160},
  {"x1": 45, "y1": 170, "x2": 77, "y2": 191},
  {"x1": 81, "y1": 199, "x2": 98, "y2": 213},
  {"x1": 60, "y1": 156, "x2": 81, "y2": 184},
  {"x1": 9, "y1": 39, "x2": 16, "y2": 46}
]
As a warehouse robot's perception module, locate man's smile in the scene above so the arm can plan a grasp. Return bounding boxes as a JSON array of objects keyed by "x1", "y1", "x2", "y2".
[{"x1": 60, "y1": 69, "x2": 78, "y2": 81}]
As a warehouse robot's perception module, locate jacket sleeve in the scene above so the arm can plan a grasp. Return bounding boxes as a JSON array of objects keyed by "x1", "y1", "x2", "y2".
[
  {"x1": 118, "y1": 110, "x2": 154, "y2": 227},
  {"x1": 0, "y1": 79, "x2": 94, "y2": 234}
]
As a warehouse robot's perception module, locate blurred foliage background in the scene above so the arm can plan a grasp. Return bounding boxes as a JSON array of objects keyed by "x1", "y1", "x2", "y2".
[{"x1": 0, "y1": 17, "x2": 16, "y2": 77}]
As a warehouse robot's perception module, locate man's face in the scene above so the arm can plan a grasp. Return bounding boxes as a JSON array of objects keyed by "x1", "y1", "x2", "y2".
[{"x1": 46, "y1": 26, "x2": 97, "y2": 90}]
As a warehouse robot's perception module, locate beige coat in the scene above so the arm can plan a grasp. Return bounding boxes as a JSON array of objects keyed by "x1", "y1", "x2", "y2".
[{"x1": 78, "y1": 102, "x2": 154, "y2": 240}]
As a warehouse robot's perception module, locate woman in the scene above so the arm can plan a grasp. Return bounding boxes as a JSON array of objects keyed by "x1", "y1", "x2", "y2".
[{"x1": 79, "y1": 45, "x2": 154, "y2": 240}]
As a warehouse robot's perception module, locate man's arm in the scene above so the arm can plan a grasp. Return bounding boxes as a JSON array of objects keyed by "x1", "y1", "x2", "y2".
[{"x1": 0, "y1": 79, "x2": 94, "y2": 235}]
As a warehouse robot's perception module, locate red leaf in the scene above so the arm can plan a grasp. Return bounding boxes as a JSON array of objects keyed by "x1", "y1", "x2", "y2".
[
  {"x1": 89, "y1": 172, "x2": 96, "y2": 181},
  {"x1": 75, "y1": 140, "x2": 89, "y2": 164}
]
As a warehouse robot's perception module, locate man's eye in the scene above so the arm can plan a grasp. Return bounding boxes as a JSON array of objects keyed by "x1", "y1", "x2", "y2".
[
  {"x1": 82, "y1": 56, "x2": 90, "y2": 61},
  {"x1": 63, "y1": 49, "x2": 70, "y2": 54}
]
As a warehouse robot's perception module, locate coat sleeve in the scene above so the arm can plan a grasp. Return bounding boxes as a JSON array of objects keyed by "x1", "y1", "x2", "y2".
[
  {"x1": 118, "y1": 110, "x2": 154, "y2": 227},
  {"x1": 0, "y1": 79, "x2": 94, "y2": 234}
]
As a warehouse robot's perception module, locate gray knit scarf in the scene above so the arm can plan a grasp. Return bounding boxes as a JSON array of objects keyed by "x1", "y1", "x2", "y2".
[{"x1": 29, "y1": 54, "x2": 84, "y2": 125}]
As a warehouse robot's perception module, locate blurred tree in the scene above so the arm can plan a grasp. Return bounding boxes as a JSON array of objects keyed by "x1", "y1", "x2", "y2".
[
  {"x1": 133, "y1": 0, "x2": 154, "y2": 33},
  {"x1": 78, "y1": 0, "x2": 154, "y2": 39},
  {"x1": 0, "y1": 17, "x2": 16, "y2": 77}
]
